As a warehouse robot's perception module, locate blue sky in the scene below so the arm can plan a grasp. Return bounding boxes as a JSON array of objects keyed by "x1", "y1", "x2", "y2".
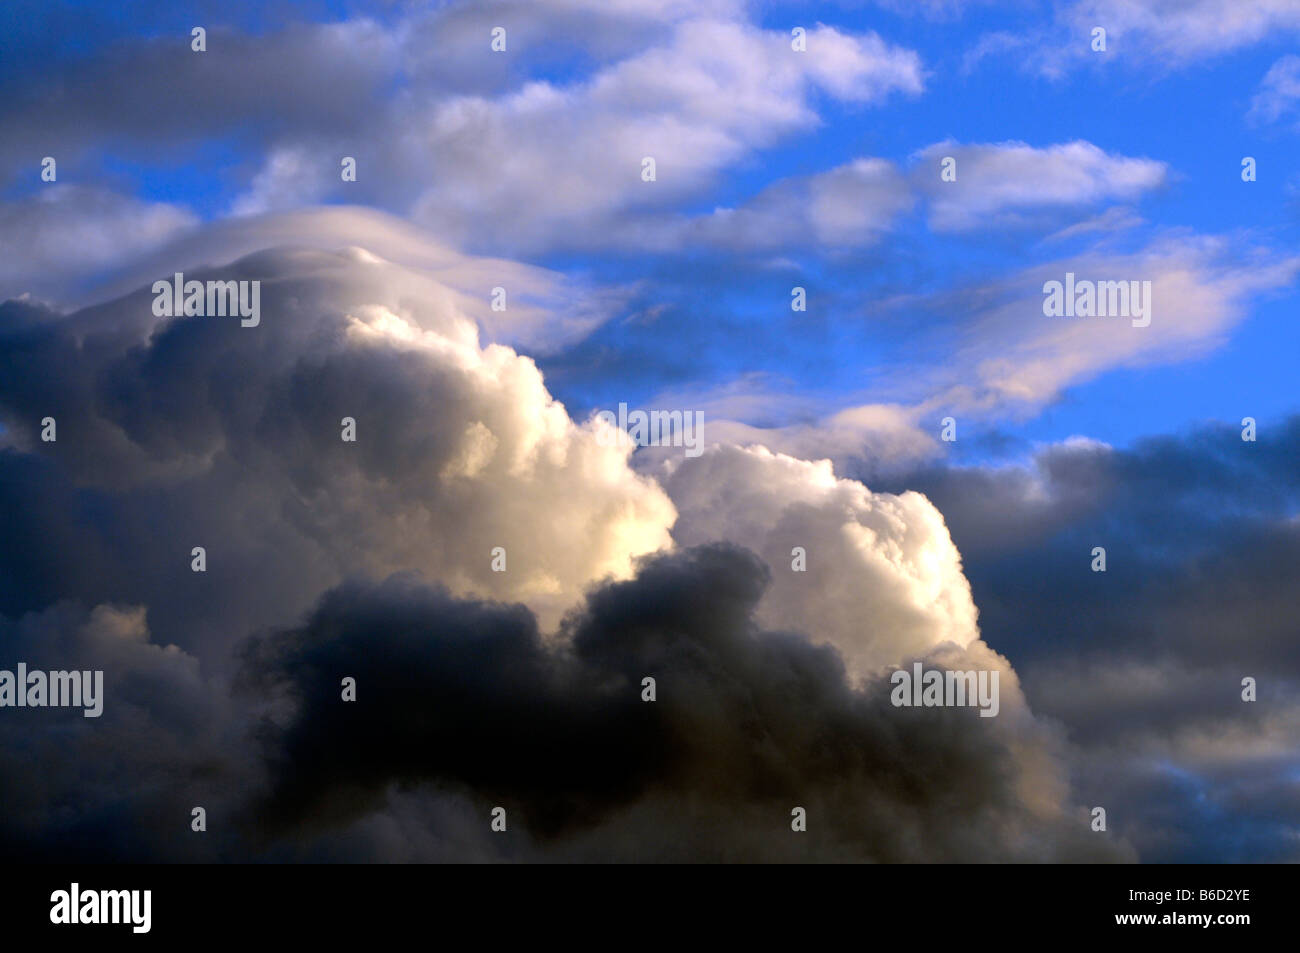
[{"x1": 5, "y1": 0, "x2": 1296, "y2": 465}]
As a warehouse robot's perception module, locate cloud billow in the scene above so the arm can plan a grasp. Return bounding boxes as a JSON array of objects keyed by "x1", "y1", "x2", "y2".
[{"x1": 234, "y1": 546, "x2": 1126, "y2": 862}]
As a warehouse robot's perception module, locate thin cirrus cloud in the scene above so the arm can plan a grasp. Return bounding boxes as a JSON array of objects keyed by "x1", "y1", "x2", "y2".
[
  {"x1": 1250, "y1": 54, "x2": 1300, "y2": 127},
  {"x1": 965, "y1": 0, "x2": 1300, "y2": 77},
  {"x1": 548, "y1": 139, "x2": 1168, "y2": 253},
  {"x1": 640, "y1": 157, "x2": 914, "y2": 252},
  {"x1": 908, "y1": 235, "x2": 1300, "y2": 415},
  {"x1": 628, "y1": 231, "x2": 1298, "y2": 475},
  {"x1": 0, "y1": 137, "x2": 1172, "y2": 309}
]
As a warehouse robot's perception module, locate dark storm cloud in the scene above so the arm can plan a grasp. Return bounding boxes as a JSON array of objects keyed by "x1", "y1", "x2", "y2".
[
  {"x1": 868, "y1": 420, "x2": 1300, "y2": 861},
  {"x1": 0, "y1": 601, "x2": 240, "y2": 863},
  {"x1": 0, "y1": 241, "x2": 1285, "y2": 862},
  {"x1": 0, "y1": 542, "x2": 1128, "y2": 863},
  {"x1": 0, "y1": 243, "x2": 1127, "y2": 863},
  {"x1": 235, "y1": 545, "x2": 1128, "y2": 862},
  {"x1": 873, "y1": 419, "x2": 1300, "y2": 674}
]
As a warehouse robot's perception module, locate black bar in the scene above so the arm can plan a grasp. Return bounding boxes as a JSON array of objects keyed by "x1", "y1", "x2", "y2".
[{"x1": 5, "y1": 863, "x2": 1280, "y2": 941}]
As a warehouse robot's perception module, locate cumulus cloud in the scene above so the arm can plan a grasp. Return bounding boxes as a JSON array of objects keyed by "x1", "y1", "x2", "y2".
[
  {"x1": 3, "y1": 0, "x2": 1296, "y2": 868},
  {"x1": 0, "y1": 228, "x2": 1133, "y2": 862},
  {"x1": 663, "y1": 445, "x2": 980, "y2": 678},
  {"x1": 231, "y1": 547, "x2": 1125, "y2": 862},
  {"x1": 0, "y1": 240, "x2": 675, "y2": 654}
]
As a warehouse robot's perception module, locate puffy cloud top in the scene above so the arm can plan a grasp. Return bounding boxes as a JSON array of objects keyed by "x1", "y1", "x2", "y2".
[{"x1": 664, "y1": 444, "x2": 980, "y2": 678}]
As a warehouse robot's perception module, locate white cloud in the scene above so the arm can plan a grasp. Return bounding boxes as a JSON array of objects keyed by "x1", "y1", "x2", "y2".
[
  {"x1": 231, "y1": 146, "x2": 340, "y2": 217},
  {"x1": 1063, "y1": 0, "x2": 1300, "y2": 62},
  {"x1": 1, "y1": 241, "x2": 676, "y2": 639},
  {"x1": 14, "y1": 205, "x2": 625, "y2": 355},
  {"x1": 1250, "y1": 54, "x2": 1300, "y2": 126},
  {"x1": 234, "y1": 19, "x2": 923, "y2": 252},
  {"x1": 913, "y1": 140, "x2": 1167, "y2": 232},
  {"x1": 923, "y1": 234, "x2": 1300, "y2": 413},
  {"x1": 0, "y1": 186, "x2": 197, "y2": 302},
  {"x1": 622, "y1": 138, "x2": 1163, "y2": 251},
  {"x1": 663, "y1": 444, "x2": 980, "y2": 678},
  {"x1": 969, "y1": 0, "x2": 1300, "y2": 77},
  {"x1": 1043, "y1": 205, "x2": 1147, "y2": 243},
  {"x1": 670, "y1": 158, "x2": 913, "y2": 251},
  {"x1": 638, "y1": 232, "x2": 1299, "y2": 472}
]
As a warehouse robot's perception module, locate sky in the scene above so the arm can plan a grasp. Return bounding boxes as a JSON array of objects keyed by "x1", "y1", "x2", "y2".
[{"x1": 0, "y1": 0, "x2": 1297, "y2": 863}]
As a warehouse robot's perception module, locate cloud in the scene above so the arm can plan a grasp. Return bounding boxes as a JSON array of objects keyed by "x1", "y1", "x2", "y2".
[
  {"x1": 1062, "y1": 0, "x2": 1300, "y2": 64},
  {"x1": 1250, "y1": 54, "x2": 1300, "y2": 127},
  {"x1": 0, "y1": 241, "x2": 675, "y2": 654},
  {"x1": 923, "y1": 234, "x2": 1300, "y2": 414},
  {"x1": 873, "y1": 419, "x2": 1300, "y2": 860},
  {"x1": 0, "y1": 186, "x2": 197, "y2": 302},
  {"x1": 968, "y1": 0, "x2": 1300, "y2": 78},
  {"x1": 627, "y1": 232, "x2": 1298, "y2": 477},
  {"x1": 0, "y1": 19, "x2": 401, "y2": 172},
  {"x1": 662, "y1": 445, "x2": 980, "y2": 678},
  {"x1": 233, "y1": 547, "x2": 1128, "y2": 861},
  {"x1": 0, "y1": 224, "x2": 1131, "y2": 861},
  {"x1": 6, "y1": 205, "x2": 628, "y2": 354},
  {"x1": 912, "y1": 141, "x2": 1167, "y2": 233},
  {"x1": 396, "y1": 20, "x2": 923, "y2": 252},
  {"x1": 666, "y1": 158, "x2": 914, "y2": 252},
  {"x1": 1043, "y1": 205, "x2": 1147, "y2": 243},
  {"x1": 0, "y1": 601, "x2": 236, "y2": 862},
  {"x1": 1, "y1": 3, "x2": 925, "y2": 256},
  {"x1": 632, "y1": 139, "x2": 1162, "y2": 252}
]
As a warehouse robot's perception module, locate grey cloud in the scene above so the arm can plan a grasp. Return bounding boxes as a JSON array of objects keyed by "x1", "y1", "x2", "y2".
[
  {"x1": 0, "y1": 186, "x2": 197, "y2": 303},
  {"x1": 870, "y1": 419, "x2": 1300, "y2": 861},
  {"x1": 0, "y1": 243, "x2": 675, "y2": 665},
  {"x1": 233, "y1": 546, "x2": 1129, "y2": 861}
]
